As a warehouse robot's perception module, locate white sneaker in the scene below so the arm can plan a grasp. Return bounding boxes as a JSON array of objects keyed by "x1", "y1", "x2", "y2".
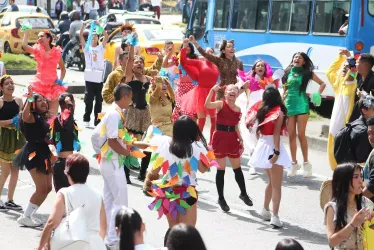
[
  {"x1": 259, "y1": 208, "x2": 271, "y2": 221},
  {"x1": 288, "y1": 162, "x2": 300, "y2": 177},
  {"x1": 303, "y1": 162, "x2": 312, "y2": 178},
  {"x1": 249, "y1": 166, "x2": 257, "y2": 175},
  {"x1": 17, "y1": 215, "x2": 42, "y2": 227},
  {"x1": 84, "y1": 121, "x2": 90, "y2": 127},
  {"x1": 270, "y1": 215, "x2": 283, "y2": 228}
]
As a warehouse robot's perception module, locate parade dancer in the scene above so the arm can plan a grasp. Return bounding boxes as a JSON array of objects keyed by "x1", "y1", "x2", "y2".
[
  {"x1": 189, "y1": 36, "x2": 244, "y2": 100},
  {"x1": 146, "y1": 116, "x2": 214, "y2": 246},
  {"x1": 141, "y1": 76, "x2": 174, "y2": 187},
  {"x1": 205, "y1": 84, "x2": 253, "y2": 212},
  {"x1": 91, "y1": 84, "x2": 147, "y2": 247},
  {"x1": 282, "y1": 52, "x2": 326, "y2": 177},
  {"x1": 48, "y1": 93, "x2": 80, "y2": 192},
  {"x1": 326, "y1": 50, "x2": 357, "y2": 170},
  {"x1": 179, "y1": 38, "x2": 219, "y2": 144},
  {"x1": 22, "y1": 29, "x2": 67, "y2": 118},
  {"x1": 161, "y1": 41, "x2": 180, "y2": 89},
  {"x1": 80, "y1": 19, "x2": 108, "y2": 127},
  {"x1": 16, "y1": 86, "x2": 53, "y2": 227},
  {"x1": 0, "y1": 75, "x2": 25, "y2": 211},
  {"x1": 246, "y1": 86, "x2": 291, "y2": 228},
  {"x1": 167, "y1": 42, "x2": 199, "y2": 121}
]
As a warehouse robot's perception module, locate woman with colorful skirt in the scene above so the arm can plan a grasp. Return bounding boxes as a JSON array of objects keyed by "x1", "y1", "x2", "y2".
[
  {"x1": 146, "y1": 116, "x2": 214, "y2": 246},
  {"x1": 0, "y1": 75, "x2": 26, "y2": 211},
  {"x1": 246, "y1": 86, "x2": 291, "y2": 228},
  {"x1": 205, "y1": 84, "x2": 253, "y2": 212},
  {"x1": 189, "y1": 36, "x2": 243, "y2": 100},
  {"x1": 139, "y1": 76, "x2": 174, "y2": 183},
  {"x1": 179, "y1": 38, "x2": 219, "y2": 144},
  {"x1": 15, "y1": 86, "x2": 53, "y2": 228},
  {"x1": 282, "y1": 52, "x2": 326, "y2": 178},
  {"x1": 23, "y1": 28, "x2": 67, "y2": 118},
  {"x1": 164, "y1": 42, "x2": 199, "y2": 121}
]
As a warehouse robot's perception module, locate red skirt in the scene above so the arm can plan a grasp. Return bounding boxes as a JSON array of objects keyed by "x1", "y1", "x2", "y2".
[
  {"x1": 180, "y1": 86, "x2": 216, "y2": 117},
  {"x1": 212, "y1": 130, "x2": 243, "y2": 158}
]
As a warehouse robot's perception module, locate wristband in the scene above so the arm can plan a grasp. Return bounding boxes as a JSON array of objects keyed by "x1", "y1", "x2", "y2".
[
  {"x1": 27, "y1": 96, "x2": 35, "y2": 102},
  {"x1": 349, "y1": 223, "x2": 356, "y2": 229},
  {"x1": 273, "y1": 149, "x2": 280, "y2": 155}
]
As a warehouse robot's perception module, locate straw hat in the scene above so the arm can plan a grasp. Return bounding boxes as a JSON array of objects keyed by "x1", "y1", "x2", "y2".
[{"x1": 320, "y1": 179, "x2": 332, "y2": 210}]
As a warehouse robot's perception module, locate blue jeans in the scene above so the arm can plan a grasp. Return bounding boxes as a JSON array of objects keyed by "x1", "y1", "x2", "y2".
[
  {"x1": 127, "y1": 0, "x2": 137, "y2": 11},
  {"x1": 62, "y1": 40, "x2": 75, "y2": 61}
]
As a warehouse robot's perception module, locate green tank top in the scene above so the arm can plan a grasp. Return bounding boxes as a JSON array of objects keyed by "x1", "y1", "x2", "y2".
[{"x1": 284, "y1": 67, "x2": 309, "y2": 116}]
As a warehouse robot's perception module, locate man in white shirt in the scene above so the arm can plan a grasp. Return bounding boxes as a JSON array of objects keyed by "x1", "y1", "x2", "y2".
[{"x1": 79, "y1": 19, "x2": 108, "y2": 127}]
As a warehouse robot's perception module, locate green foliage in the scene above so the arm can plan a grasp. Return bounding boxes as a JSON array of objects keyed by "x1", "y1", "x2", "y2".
[{"x1": 1, "y1": 53, "x2": 36, "y2": 70}]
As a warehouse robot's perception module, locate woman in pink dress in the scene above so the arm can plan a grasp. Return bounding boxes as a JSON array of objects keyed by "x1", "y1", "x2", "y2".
[{"x1": 23, "y1": 29, "x2": 67, "y2": 118}]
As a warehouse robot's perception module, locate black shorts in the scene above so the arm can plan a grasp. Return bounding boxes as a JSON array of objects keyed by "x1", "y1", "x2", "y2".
[{"x1": 53, "y1": 158, "x2": 70, "y2": 192}]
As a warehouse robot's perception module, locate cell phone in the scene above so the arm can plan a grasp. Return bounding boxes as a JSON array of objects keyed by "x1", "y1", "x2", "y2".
[
  {"x1": 268, "y1": 154, "x2": 273, "y2": 160},
  {"x1": 347, "y1": 58, "x2": 356, "y2": 68}
]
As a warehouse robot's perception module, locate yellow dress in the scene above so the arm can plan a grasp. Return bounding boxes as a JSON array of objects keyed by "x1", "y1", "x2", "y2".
[{"x1": 326, "y1": 55, "x2": 357, "y2": 170}]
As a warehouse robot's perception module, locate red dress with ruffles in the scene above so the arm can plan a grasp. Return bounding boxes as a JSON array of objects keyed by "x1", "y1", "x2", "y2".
[
  {"x1": 212, "y1": 101, "x2": 243, "y2": 158},
  {"x1": 179, "y1": 48, "x2": 219, "y2": 117},
  {"x1": 172, "y1": 74, "x2": 197, "y2": 121},
  {"x1": 29, "y1": 44, "x2": 67, "y2": 100}
]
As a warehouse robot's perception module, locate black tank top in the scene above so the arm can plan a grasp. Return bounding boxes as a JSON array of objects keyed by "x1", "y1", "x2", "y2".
[
  {"x1": 127, "y1": 78, "x2": 150, "y2": 110},
  {"x1": 0, "y1": 99, "x2": 19, "y2": 120},
  {"x1": 21, "y1": 112, "x2": 49, "y2": 143}
]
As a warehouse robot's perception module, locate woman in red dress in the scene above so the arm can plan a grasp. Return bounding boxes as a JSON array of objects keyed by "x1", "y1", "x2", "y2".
[
  {"x1": 205, "y1": 84, "x2": 253, "y2": 212},
  {"x1": 180, "y1": 38, "x2": 220, "y2": 143}
]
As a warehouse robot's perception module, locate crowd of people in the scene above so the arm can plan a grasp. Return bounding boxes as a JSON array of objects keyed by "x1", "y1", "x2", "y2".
[{"x1": 1, "y1": 14, "x2": 374, "y2": 249}]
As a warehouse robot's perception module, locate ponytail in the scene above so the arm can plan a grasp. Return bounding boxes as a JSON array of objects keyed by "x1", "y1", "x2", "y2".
[{"x1": 115, "y1": 208, "x2": 143, "y2": 250}]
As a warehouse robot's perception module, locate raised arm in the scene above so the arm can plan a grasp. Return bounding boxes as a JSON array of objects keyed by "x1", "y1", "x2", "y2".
[
  {"x1": 124, "y1": 45, "x2": 135, "y2": 83},
  {"x1": 180, "y1": 47, "x2": 200, "y2": 81},
  {"x1": 189, "y1": 35, "x2": 220, "y2": 66},
  {"x1": 22, "y1": 30, "x2": 34, "y2": 54},
  {"x1": 145, "y1": 52, "x2": 163, "y2": 76},
  {"x1": 326, "y1": 51, "x2": 348, "y2": 92},
  {"x1": 205, "y1": 85, "x2": 223, "y2": 110},
  {"x1": 22, "y1": 86, "x2": 36, "y2": 124},
  {"x1": 162, "y1": 44, "x2": 176, "y2": 68},
  {"x1": 79, "y1": 20, "x2": 90, "y2": 48},
  {"x1": 101, "y1": 29, "x2": 109, "y2": 48},
  {"x1": 149, "y1": 77, "x2": 162, "y2": 104}
]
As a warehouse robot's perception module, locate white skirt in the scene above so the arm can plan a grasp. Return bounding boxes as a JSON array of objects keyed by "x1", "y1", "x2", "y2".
[{"x1": 249, "y1": 135, "x2": 291, "y2": 169}]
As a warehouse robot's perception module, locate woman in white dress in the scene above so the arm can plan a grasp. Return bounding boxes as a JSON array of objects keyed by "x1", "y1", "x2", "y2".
[{"x1": 36, "y1": 154, "x2": 107, "y2": 250}]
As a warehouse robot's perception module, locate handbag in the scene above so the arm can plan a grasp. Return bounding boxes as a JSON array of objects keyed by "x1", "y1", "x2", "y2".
[
  {"x1": 50, "y1": 191, "x2": 89, "y2": 250},
  {"x1": 84, "y1": 69, "x2": 104, "y2": 83}
]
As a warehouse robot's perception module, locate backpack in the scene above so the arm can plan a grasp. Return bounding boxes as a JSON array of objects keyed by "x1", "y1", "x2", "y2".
[{"x1": 334, "y1": 119, "x2": 366, "y2": 164}]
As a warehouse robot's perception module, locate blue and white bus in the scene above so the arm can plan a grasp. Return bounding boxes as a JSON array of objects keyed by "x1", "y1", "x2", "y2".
[{"x1": 182, "y1": 0, "x2": 374, "y2": 110}]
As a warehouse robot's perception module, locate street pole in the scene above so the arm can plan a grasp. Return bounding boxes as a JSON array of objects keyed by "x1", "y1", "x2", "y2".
[{"x1": 47, "y1": 0, "x2": 51, "y2": 16}]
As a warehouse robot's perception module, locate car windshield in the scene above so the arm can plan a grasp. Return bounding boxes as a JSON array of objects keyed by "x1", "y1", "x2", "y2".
[
  {"x1": 114, "y1": 14, "x2": 160, "y2": 24},
  {"x1": 2, "y1": 6, "x2": 48, "y2": 16},
  {"x1": 16, "y1": 17, "x2": 54, "y2": 29},
  {"x1": 143, "y1": 29, "x2": 184, "y2": 41}
]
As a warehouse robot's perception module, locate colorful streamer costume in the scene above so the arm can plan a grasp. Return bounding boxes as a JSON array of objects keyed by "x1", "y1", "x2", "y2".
[
  {"x1": 246, "y1": 102, "x2": 291, "y2": 169},
  {"x1": 48, "y1": 109, "x2": 81, "y2": 191},
  {"x1": 28, "y1": 44, "x2": 67, "y2": 101},
  {"x1": 14, "y1": 112, "x2": 52, "y2": 174},
  {"x1": 147, "y1": 135, "x2": 217, "y2": 219},
  {"x1": 0, "y1": 99, "x2": 26, "y2": 163},
  {"x1": 212, "y1": 101, "x2": 243, "y2": 158},
  {"x1": 326, "y1": 55, "x2": 357, "y2": 170},
  {"x1": 179, "y1": 48, "x2": 219, "y2": 117}
]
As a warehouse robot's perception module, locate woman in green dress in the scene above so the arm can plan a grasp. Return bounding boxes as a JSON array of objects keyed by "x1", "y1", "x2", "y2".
[{"x1": 282, "y1": 52, "x2": 326, "y2": 178}]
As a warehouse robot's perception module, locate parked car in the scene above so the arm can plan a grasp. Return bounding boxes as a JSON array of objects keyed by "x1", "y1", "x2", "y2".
[
  {"x1": 104, "y1": 25, "x2": 183, "y2": 67},
  {"x1": 0, "y1": 5, "x2": 49, "y2": 16},
  {"x1": 0, "y1": 12, "x2": 55, "y2": 54}
]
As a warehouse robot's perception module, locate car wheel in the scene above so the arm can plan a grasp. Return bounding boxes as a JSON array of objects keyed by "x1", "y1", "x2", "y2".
[{"x1": 4, "y1": 42, "x2": 12, "y2": 53}]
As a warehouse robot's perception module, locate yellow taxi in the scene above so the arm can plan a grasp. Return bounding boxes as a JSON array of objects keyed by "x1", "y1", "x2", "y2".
[
  {"x1": 0, "y1": 12, "x2": 55, "y2": 54},
  {"x1": 104, "y1": 25, "x2": 183, "y2": 67}
]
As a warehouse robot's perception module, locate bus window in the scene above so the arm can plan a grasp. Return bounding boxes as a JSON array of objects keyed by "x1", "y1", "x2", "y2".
[
  {"x1": 313, "y1": 0, "x2": 350, "y2": 35},
  {"x1": 214, "y1": 0, "x2": 231, "y2": 29},
  {"x1": 369, "y1": 0, "x2": 374, "y2": 15},
  {"x1": 270, "y1": 0, "x2": 312, "y2": 33},
  {"x1": 231, "y1": 0, "x2": 269, "y2": 31},
  {"x1": 189, "y1": 0, "x2": 208, "y2": 41}
]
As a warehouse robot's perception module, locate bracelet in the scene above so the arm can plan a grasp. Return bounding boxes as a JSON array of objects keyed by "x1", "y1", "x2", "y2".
[
  {"x1": 273, "y1": 149, "x2": 280, "y2": 155},
  {"x1": 349, "y1": 223, "x2": 356, "y2": 229}
]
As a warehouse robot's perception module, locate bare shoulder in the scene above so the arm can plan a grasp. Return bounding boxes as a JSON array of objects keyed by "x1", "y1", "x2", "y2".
[{"x1": 0, "y1": 97, "x2": 3, "y2": 109}]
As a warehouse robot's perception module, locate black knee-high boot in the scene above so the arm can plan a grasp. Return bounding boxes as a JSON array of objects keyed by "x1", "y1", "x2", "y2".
[
  {"x1": 138, "y1": 151, "x2": 152, "y2": 181},
  {"x1": 234, "y1": 168, "x2": 253, "y2": 206},
  {"x1": 216, "y1": 170, "x2": 230, "y2": 212},
  {"x1": 164, "y1": 228, "x2": 171, "y2": 246},
  {"x1": 124, "y1": 166, "x2": 131, "y2": 184}
]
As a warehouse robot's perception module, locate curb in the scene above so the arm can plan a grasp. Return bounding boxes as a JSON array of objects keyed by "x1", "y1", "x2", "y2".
[
  {"x1": 7, "y1": 69, "x2": 36, "y2": 75},
  {"x1": 15, "y1": 82, "x2": 86, "y2": 95}
]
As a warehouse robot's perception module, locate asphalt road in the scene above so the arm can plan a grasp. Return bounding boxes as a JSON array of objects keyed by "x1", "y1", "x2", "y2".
[{"x1": 0, "y1": 74, "x2": 332, "y2": 250}]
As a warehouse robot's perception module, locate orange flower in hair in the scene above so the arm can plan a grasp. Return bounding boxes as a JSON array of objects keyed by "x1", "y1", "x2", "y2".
[{"x1": 121, "y1": 23, "x2": 135, "y2": 32}]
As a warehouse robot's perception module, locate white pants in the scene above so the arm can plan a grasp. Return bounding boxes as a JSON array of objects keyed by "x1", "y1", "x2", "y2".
[{"x1": 99, "y1": 159, "x2": 128, "y2": 245}]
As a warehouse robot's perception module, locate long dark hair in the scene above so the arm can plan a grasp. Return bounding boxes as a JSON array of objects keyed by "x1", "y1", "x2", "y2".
[
  {"x1": 166, "y1": 224, "x2": 207, "y2": 250},
  {"x1": 331, "y1": 163, "x2": 363, "y2": 231},
  {"x1": 219, "y1": 40, "x2": 235, "y2": 59},
  {"x1": 115, "y1": 207, "x2": 143, "y2": 250},
  {"x1": 0, "y1": 75, "x2": 12, "y2": 97},
  {"x1": 170, "y1": 115, "x2": 208, "y2": 158},
  {"x1": 251, "y1": 59, "x2": 267, "y2": 77},
  {"x1": 19, "y1": 93, "x2": 49, "y2": 132},
  {"x1": 283, "y1": 52, "x2": 314, "y2": 93},
  {"x1": 256, "y1": 87, "x2": 287, "y2": 134},
  {"x1": 275, "y1": 238, "x2": 304, "y2": 250},
  {"x1": 44, "y1": 31, "x2": 54, "y2": 49},
  {"x1": 180, "y1": 43, "x2": 198, "y2": 59}
]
